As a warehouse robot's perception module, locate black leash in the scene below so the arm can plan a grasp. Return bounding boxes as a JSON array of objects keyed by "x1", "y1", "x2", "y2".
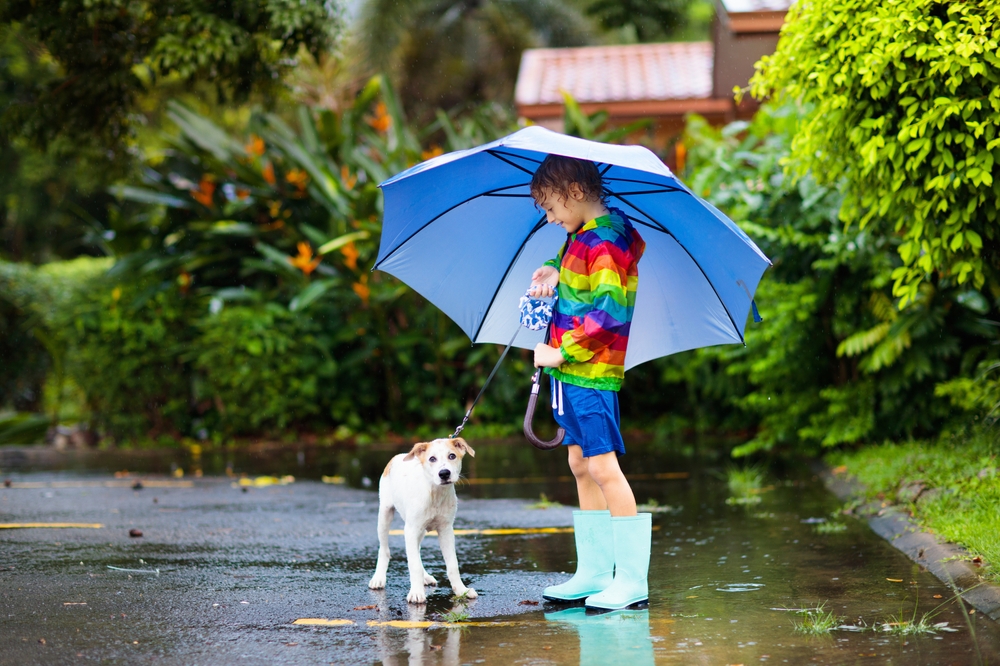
[{"x1": 450, "y1": 325, "x2": 521, "y2": 439}]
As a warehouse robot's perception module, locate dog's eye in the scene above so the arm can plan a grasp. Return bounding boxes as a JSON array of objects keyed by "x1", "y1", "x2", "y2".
[
  {"x1": 448, "y1": 453, "x2": 456, "y2": 460},
  {"x1": 428, "y1": 456, "x2": 437, "y2": 463}
]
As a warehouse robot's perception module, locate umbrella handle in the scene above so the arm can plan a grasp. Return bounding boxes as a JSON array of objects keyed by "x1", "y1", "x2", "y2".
[{"x1": 523, "y1": 370, "x2": 565, "y2": 450}]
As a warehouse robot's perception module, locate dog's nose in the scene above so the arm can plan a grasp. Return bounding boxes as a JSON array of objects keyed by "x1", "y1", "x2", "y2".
[{"x1": 438, "y1": 469, "x2": 451, "y2": 481}]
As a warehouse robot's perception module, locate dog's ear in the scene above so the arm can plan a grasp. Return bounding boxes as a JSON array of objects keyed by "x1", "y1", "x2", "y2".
[
  {"x1": 403, "y1": 442, "x2": 429, "y2": 461},
  {"x1": 452, "y1": 437, "x2": 475, "y2": 458}
]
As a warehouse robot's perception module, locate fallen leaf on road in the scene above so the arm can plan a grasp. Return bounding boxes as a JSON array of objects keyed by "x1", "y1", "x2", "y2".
[
  {"x1": 518, "y1": 600, "x2": 538, "y2": 606},
  {"x1": 353, "y1": 605, "x2": 377, "y2": 611},
  {"x1": 129, "y1": 529, "x2": 143, "y2": 538},
  {"x1": 933, "y1": 594, "x2": 943, "y2": 599}
]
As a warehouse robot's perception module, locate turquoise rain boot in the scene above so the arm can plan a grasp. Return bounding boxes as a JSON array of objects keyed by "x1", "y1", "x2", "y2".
[
  {"x1": 545, "y1": 607, "x2": 655, "y2": 666},
  {"x1": 543, "y1": 510, "x2": 614, "y2": 602},
  {"x1": 584, "y1": 513, "x2": 651, "y2": 610}
]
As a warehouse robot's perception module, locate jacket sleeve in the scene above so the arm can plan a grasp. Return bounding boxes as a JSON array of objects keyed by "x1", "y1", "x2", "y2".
[
  {"x1": 543, "y1": 241, "x2": 567, "y2": 270},
  {"x1": 558, "y1": 239, "x2": 629, "y2": 363}
]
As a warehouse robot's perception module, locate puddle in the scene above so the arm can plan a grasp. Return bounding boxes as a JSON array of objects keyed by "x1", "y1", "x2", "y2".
[{"x1": 1, "y1": 440, "x2": 999, "y2": 664}]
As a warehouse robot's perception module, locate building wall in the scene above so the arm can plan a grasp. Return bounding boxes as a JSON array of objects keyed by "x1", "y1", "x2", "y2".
[{"x1": 711, "y1": 15, "x2": 780, "y2": 102}]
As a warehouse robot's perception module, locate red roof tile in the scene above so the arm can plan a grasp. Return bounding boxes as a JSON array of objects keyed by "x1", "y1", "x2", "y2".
[{"x1": 515, "y1": 42, "x2": 714, "y2": 108}]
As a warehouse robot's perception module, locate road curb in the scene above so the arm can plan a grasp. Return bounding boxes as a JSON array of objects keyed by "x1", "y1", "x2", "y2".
[{"x1": 819, "y1": 466, "x2": 1000, "y2": 622}]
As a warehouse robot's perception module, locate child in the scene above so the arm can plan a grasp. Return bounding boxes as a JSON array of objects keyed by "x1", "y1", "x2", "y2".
[{"x1": 528, "y1": 154, "x2": 650, "y2": 611}]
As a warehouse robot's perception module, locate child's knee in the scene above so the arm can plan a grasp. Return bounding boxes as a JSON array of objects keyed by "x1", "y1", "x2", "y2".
[
  {"x1": 567, "y1": 446, "x2": 590, "y2": 479},
  {"x1": 587, "y1": 453, "x2": 623, "y2": 486}
]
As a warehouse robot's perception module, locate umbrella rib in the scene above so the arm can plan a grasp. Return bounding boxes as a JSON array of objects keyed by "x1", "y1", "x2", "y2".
[
  {"x1": 486, "y1": 150, "x2": 538, "y2": 175},
  {"x1": 612, "y1": 189, "x2": 685, "y2": 196},
  {"x1": 605, "y1": 177, "x2": 685, "y2": 191},
  {"x1": 374, "y1": 184, "x2": 530, "y2": 270},
  {"x1": 471, "y1": 214, "x2": 547, "y2": 342},
  {"x1": 613, "y1": 193, "x2": 745, "y2": 345}
]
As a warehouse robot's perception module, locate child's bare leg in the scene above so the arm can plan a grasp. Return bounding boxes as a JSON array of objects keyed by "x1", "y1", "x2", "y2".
[
  {"x1": 587, "y1": 451, "x2": 637, "y2": 517},
  {"x1": 568, "y1": 445, "x2": 607, "y2": 510}
]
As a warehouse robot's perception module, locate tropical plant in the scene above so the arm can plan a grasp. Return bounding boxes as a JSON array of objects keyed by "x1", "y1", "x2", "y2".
[
  {"x1": 749, "y1": 0, "x2": 1000, "y2": 308},
  {"x1": 97, "y1": 76, "x2": 529, "y2": 440},
  {"x1": 642, "y1": 102, "x2": 1000, "y2": 456},
  {"x1": 585, "y1": 0, "x2": 692, "y2": 42},
  {"x1": 354, "y1": 0, "x2": 592, "y2": 114}
]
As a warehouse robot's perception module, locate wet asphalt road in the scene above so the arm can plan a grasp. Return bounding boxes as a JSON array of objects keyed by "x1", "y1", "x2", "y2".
[
  {"x1": 0, "y1": 473, "x2": 576, "y2": 665},
  {"x1": 4, "y1": 446, "x2": 1000, "y2": 666}
]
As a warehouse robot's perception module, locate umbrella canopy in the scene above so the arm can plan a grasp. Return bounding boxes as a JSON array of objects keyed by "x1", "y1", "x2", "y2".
[{"x1": 375, "y1": 126, "x2": 770, "y2": 371}]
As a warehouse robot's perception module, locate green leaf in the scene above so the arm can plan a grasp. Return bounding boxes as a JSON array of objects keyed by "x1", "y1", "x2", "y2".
[
  {"x1": 289, "y1": 279, "x2": 334, "y2": 312},
  {"x1": 108, "y1": 185, "x2": 191, "y2": 209},
  {"x1": 317, "y1": 230, "x2": 371, "y2": 255}
]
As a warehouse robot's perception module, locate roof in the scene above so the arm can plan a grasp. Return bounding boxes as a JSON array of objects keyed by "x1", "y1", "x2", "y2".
[
  {"x1": 515, "y1": 42, "x2": 724, "y2": 118},
  {"x1": 716, "y1": 0, "x2": 792, "y2": 33},
  {"x1": 719, "y1": 0, "x2": 793, "y2": 12}
]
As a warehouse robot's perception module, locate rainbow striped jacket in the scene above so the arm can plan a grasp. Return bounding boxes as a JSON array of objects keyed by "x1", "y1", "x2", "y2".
[{"x1": 543, "y1": 208, "x2": 645, "y2": 391}]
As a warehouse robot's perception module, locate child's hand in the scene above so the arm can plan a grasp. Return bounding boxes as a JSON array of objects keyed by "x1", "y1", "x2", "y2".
[
  {"x1": 534, "y1": 343, "x2": 565, "y2": 368},
  {"x1": 529, "y1": 266, "x2": 558, "y2": 298}
]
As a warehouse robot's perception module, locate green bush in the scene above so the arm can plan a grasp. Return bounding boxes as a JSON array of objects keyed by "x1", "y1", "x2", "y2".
[
  {"x1": 193, "y1": 305, "x2": 335, "y2": 435},
  {"x1": 68, "y1": 281, "x2": 195, "y2": 440}
]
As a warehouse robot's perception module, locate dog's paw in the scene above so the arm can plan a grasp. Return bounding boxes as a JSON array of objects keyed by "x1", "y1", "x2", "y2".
[
  {"x1": 406, "y1": 588, "x2": 427, "y2": 604},
  {"x1": 423, "y1": 571, "x2": 438, "y2": 586},
  {"x1": 453, "y1": 586, "x2": 478, "y2": 600},
  {"x1": 368, "y1": 574, "x2": 386, "y2": 590}
]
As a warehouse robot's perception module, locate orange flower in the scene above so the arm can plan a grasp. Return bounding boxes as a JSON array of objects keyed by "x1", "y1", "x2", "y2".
[
  {"x1": 675, "y1": 142, "x2": 687, "y2": 174},
  {"x1": 421, "y1": 145, "x2": 444, "y2": 161},
  {"x1": 285, "y1": 168, "x2": 309, "y2": 193},
  {"x1": 366, "y1": 102, "x2": 391, "y2": 133},
  {"x1": 289, "y1": 242, "x2": 321, "y2": 275},
  {"x1": 191, "y1": 176, "x2": 216, "y2": 207},
  {"x1": 341, "y1": 241, "x2": 359, "y2": 270},
  {"x1": 262, "y1": 161, "x2": 276, "y2": 186},
  {"x1": 352, "y1": 274, "x2": 370, "y2": 304},
  {"x1": 340, "y1": 164, "x2": 357, "y2": 190},
  {"x1": 245, "y1": 134, "x2": 266, "y2": 158},
  {"x1": 236, "y1": 188, "x2": 251, "y2": 200}
]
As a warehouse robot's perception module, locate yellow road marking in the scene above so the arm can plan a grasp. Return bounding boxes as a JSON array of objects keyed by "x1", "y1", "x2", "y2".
[
  {"x1": 388, "y1": 525, "x2": 659, "y2": 537},
  {"x1": 293, "y1": 619, "x2": 355, "y2": 626},
  {"x1": 367, "y1": 620, "x2": 523, "y2": 628},
  {"x1": 8, "y1": 480, "x2": 194, "y2": 489},
  {"x1": 0, "y1": 523, "x2": 104, "y2": 529},
  {"x1": 462, "y1": 471, "x2": 687, "y2": 485},
  {"x1": 388, "y1": 527, "x2": 574, "y2": 536},
  {"x1": 291, "y1": 618, "x2": 526, "y2": 628}
]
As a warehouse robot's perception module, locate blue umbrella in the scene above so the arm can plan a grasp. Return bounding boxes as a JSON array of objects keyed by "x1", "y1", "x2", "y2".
[{"x1": 374, "y1": 125, "x2": 770, "y2": 371}]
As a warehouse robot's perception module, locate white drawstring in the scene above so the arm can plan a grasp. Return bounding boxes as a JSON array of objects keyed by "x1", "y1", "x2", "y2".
[{"x1": 551, "y1": 379, "x2": 565, "y2": 416}]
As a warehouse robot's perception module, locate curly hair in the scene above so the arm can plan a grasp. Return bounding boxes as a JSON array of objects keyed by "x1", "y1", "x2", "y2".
[{"x1": 529, "y1": 154, "x2": 606, "y2": 205}]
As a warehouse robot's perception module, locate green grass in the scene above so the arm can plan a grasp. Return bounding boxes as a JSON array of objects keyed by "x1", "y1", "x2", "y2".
[
  {"x1": 440, "y1": 610, "x2": 470, "y2": 623},
  {"x1": 828, "y1": 429, "x2": 999, "y2": 582},
  {"x1": 874, "y1": 610, "x2": 940, "y2": 635},
  {"x1": 792, "y1": 604, "x2": 843, "y2": 635},
  {"x1": 727, "y1": 464, "x2": 766, "y2": 496},
  {"x1": 813, "y1": 521, "x2": 848, "y2": 534},
  {"x1": 525, "y1": 493, "x2": 563, "y2": 510}
]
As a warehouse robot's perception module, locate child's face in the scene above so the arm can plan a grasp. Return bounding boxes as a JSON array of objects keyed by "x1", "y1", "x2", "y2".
[{"x1": 534, "y1": 185, "x2": 589, "y2": 234}]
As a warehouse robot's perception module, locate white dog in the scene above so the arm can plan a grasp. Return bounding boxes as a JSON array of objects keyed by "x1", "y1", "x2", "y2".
[{"x1": 368, "y1": 437, "x2": 478, "y2": 604}]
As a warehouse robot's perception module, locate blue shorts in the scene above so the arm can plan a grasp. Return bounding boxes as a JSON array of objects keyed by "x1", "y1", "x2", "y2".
[{"x1": 550, "y1": 377, "x2": 625, "y2": 458}]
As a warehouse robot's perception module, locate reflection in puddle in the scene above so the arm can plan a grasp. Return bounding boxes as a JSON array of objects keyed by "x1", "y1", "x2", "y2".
[{"x1": 546, "y1": 607, "x2": 655, "y2": 666}]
